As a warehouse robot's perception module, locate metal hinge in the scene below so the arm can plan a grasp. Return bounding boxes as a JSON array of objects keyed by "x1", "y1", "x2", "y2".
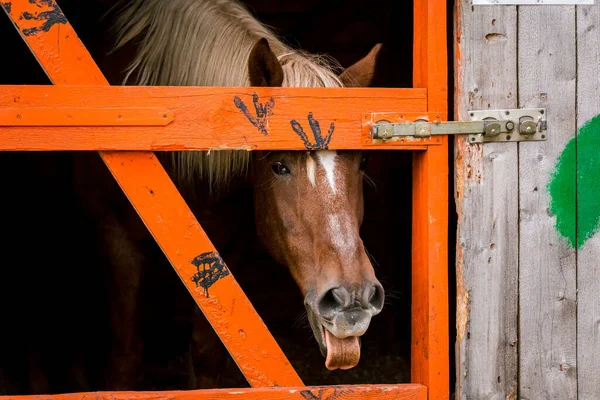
[{"x1": 371, "y1": 108, "x2": 547, "y2": 144}]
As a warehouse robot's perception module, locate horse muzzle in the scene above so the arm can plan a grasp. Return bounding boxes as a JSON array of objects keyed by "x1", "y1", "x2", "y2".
[{"x1": 305, "y1": 284, "x2": 383, "y2": 370}]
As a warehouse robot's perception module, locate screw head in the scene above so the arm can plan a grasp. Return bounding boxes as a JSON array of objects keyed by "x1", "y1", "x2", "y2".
[
  {"x1": 506, "y1": 135, "x2": 511, "y2": 140},
  {"x1": 505, "y1": 110, "x2": 510, "y2": 115},
  {"x1": 506, "y1": 121, "x2": 515, "y2": 131}
]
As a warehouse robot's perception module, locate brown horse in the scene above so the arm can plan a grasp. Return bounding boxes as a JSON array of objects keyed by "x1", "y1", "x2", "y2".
[{"x1": 82, "y1": 0, "x2": 385, "y2": 389}]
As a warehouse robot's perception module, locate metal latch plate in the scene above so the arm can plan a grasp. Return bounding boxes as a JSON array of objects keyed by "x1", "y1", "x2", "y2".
[
  {"x1": 369, "y1": 108, "x2": 547, "y2": 144},
  {"x1": 468, "y1": 108, "x2": 546, "y2": 143}
]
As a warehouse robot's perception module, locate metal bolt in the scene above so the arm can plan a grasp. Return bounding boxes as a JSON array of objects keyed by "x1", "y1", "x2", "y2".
[
  {"x1": 506, "y1": 121, "x2": 515, "y2": 131},
  {"x1": 520, "y1": 120, "x2": 537, "y2": 135},
  {"x1": 505, "y1": 110, "x2": 510, "y2": 115},
  {"x1": 470, "y1": 112, "x2": 475, "y2": 117},
  {"x1": 540, "y1": 109, "x2": 545, "y2": 114},
  {"x1": 485, "y1": 122, "x2": 501, "y2": 136},
  {"x1": 16, "y1": 114, "x2": 22, "y2": 120},
  {"x1": 506, "y1": 135, "x2": 511, "y2": 140}
]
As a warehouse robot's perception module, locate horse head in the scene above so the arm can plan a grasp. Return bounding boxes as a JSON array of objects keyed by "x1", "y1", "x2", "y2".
[{"x1": 249, "y1": 39, "x2": 385, "y2": 370}]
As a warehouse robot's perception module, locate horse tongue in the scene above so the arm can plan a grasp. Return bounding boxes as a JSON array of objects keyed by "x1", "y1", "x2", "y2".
[{"x1": 324, "y1": 330, "x2": 360, "y2": 370}]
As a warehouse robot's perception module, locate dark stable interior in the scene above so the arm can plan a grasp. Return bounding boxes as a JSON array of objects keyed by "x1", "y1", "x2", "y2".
[{"x1": 0, "y1": 0, "x2": 424, "y2": 394}]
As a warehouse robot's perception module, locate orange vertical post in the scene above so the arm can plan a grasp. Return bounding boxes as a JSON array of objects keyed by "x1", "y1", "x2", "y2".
[
  {"x1": 1, "y1": 0, "x2": 302, "y2": 387},
  {"x1": 412, "y1": 0, "x2": 449, "y2": 400}
]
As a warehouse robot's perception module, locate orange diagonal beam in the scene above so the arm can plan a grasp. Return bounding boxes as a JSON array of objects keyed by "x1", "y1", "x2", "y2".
[{"x1": 1, "y1": 0, "x2": 302, "y2": 387}]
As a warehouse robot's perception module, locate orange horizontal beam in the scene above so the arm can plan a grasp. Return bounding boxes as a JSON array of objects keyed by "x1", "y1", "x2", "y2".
[
  {"x1": 0, "y1": 85, "x2": 433, "y2": 150},
  {"x1": 0, "y1": 384, "x2": 427, "y2": 400}
]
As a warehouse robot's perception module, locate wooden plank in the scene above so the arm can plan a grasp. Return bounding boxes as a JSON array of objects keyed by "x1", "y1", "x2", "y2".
[
  {"x1": 0, "y1": 85, "x2": 432, "y2": 151},
  {"x1": 414, "y1": 0, "x2": 448, "y2": 117},
  {"x1": 2, "y1": 0, "x2": 303, "y2": 387},
  {"x1": 412, "y1": 1, "x2": 449, "y2": 399},
  {"x1": 0, "y1": 384, "x2": 427, "y2": 400},
  {"x1": 576, "y1": 4, "x2": 600, "y2": 398},
  {"x1": 454, "y1": 1, "x2": 519, "y2": 399},
  {"x1": 412, "y1": 143, "x2": 449, "y2": 400},
  {"x1": 518, "y1": 5, "x2": 578, "y2": 399}
]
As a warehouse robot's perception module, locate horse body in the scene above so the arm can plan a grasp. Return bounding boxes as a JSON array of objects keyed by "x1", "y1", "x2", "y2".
[{"x1": 78, "y1": 0, "x2": 385, "y2": 389}]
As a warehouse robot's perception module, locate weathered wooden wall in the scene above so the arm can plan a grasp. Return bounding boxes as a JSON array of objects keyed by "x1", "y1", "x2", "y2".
[{"x1": 455, "y1": 1, "x2": 600, "y2": 399}]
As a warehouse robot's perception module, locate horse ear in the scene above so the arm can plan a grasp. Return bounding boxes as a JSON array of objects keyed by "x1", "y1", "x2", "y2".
[
  {"x1": 248, "y1": 38, "x2": 284, "y2": 87},
  {"x1": 339, "y1": 43, "x2": 382, "y2": 87}
]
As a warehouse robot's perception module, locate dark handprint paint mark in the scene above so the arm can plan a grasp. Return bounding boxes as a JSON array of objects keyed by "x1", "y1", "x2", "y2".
[
  {"x1": 290, "y1": 112, "x2": 334, "y2": 150},
  {"x1": 19, "y1": 0, "x2": 67, "y2": 36},
  {"x1": 234, "y1": 93, "x2": 275, "y2": 136},
  {"x1": 190, "y1": 251, "x2": 230, "y2": 298},
  {"x1": 300, "y1": 388, "x2": 341, "y2": 400}
]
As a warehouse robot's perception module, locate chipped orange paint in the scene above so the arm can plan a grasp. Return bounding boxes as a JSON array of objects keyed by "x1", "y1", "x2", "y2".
[
  {"x1": 0, "y1": 384, "x2": 427, "y2": 400},
  {"x1": 4, "y1": 0, "x2": 301, "y2": 387}
]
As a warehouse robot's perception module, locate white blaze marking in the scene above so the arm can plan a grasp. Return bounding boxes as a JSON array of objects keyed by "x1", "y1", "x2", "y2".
[
  {"x1": 306, "y1": 154, "x2": 316, "y2": 187},
  {"x1": 317, "y1": 151, "x2": 337, "y2": 194},
  {"x1": 328, "y1": 214, "x2": 357, "y2": 254}
]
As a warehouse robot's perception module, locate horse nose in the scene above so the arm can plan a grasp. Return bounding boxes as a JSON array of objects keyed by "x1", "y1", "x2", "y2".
[
  {"x1": 363, "y1": 282, "x2": 385, "y2": 314},
  {"x1": 317, "y1": 287, "x2": 349, "y2": 316},
  {"x1": 317, "y1": 282, "x2": 385, "y2": 317}
]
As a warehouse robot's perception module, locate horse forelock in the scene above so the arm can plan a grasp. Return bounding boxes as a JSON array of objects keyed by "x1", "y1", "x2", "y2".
[{"x1": 110, "y1": 0, "x2": 344, "y2": 193}]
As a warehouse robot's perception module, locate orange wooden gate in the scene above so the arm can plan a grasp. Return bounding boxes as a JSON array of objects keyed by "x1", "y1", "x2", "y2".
[{"x1": 0, "y1": 0, "x2": 448, "y2": 398}]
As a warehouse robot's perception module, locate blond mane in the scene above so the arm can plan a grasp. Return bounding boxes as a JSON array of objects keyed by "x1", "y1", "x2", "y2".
[{"x1": 110, "y1": 0, "x2": 345, "y2": 191}]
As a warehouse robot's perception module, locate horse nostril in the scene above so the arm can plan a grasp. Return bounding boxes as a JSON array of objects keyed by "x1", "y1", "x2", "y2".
[
  {"x1": 367, "y1": 283, "x2": 385, "y2": 312},
  {"x1": 318, "y1": 287, "x2": 348, "y2": 316}
]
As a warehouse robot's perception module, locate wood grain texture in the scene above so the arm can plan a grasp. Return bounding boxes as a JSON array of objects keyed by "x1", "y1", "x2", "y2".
[
  {"x1": 0, "y1": 85, "x2": 431, "y2": 151},
  {"x1": 0, "y1": 384, "x2": 427, "y2": 400},
  {"x1": 518, "y1": 5, "x2": 578, "y2": 399},
  {"x1": 576, "y1": 5, "x2": 600, "y2": 399},
  {"x1": 4, "y1": 0, "x2": 303, "y2": 387},
  {"x1": 454, "y1": 2, "x2": 519, "y2": 398}
]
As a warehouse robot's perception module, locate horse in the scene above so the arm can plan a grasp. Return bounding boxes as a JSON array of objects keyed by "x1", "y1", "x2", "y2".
[{"x1": 76, "y1": 0, "x2": 386, "y2": 389}]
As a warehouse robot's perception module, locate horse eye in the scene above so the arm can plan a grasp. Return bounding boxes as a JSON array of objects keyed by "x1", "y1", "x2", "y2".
[
  {"x1": 359, "y1": 155, "x2": 369, "y2": 171},
  {"x1": 271, "y1": 161, "x2": 291, "y2": 175}
]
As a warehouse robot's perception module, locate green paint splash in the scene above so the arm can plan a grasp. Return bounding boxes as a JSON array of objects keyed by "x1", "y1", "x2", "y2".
[
  {"x1": 548, "y1": 114, "x2": 600, "y2": 249},
  {"x1": 577, "y1": 115, "x2": 600, "y2": 247},
  {"x1": 548, "y1": 135, "x2": 577, "y2": 247}
]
